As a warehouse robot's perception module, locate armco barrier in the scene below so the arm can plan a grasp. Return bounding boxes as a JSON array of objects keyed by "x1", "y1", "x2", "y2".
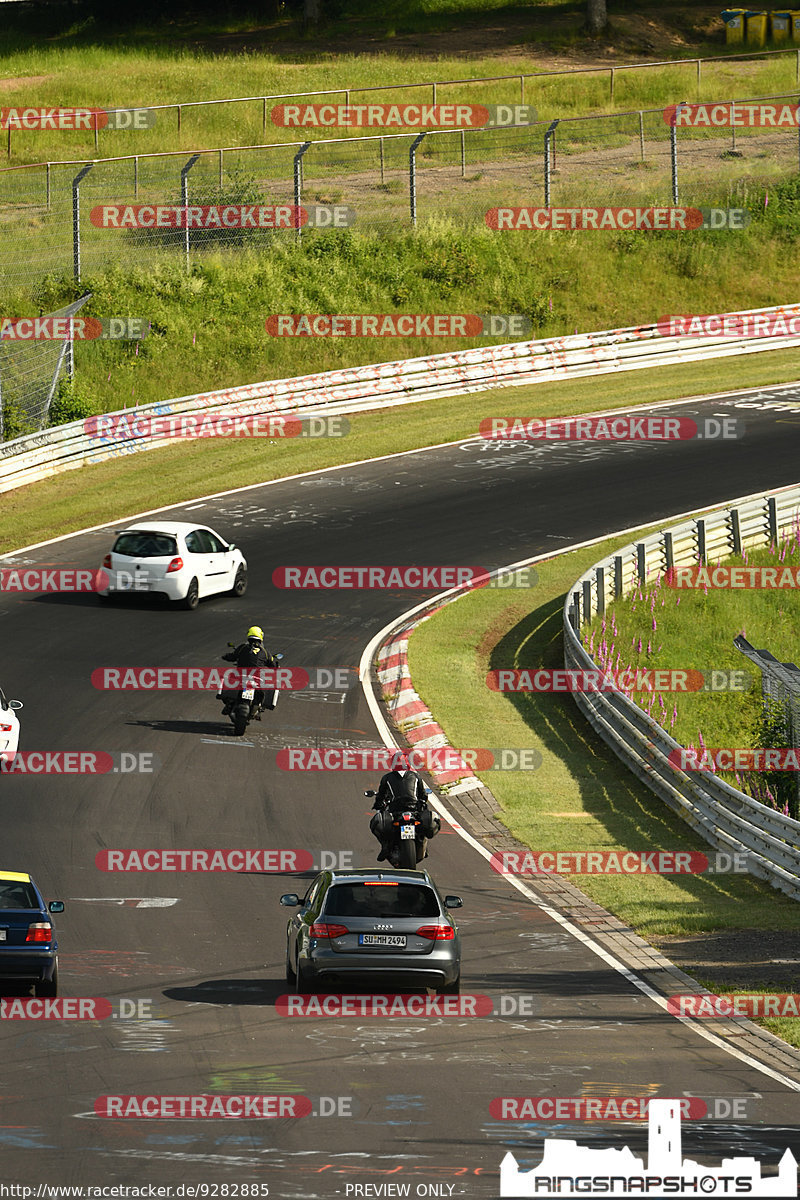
[
  {"x1": 563, "y1": 486, "x2": 800, "y2": 901},
  {"x1": 1, "y1": 303, "x2": 800, "y2": 494}
]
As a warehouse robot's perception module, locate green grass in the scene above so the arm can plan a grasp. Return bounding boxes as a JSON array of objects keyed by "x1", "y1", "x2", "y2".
[{"x1": 407, "y1": 536, "x2": 800, "y2": 940}]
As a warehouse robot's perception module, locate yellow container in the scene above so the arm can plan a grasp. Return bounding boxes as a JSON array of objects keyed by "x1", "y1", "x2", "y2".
[
  {"x1": 771, "y1": 10, "x2": 791, "y2": 41},
  {"x1": 721, "y1": 8, "x2": 746, "y2": 41},
  {"x1": 745, "y1": 10, "x2": 768, "y2": 45},
  {"x1": 791, "y1": 10, "x2": 800, "y2": 41}
]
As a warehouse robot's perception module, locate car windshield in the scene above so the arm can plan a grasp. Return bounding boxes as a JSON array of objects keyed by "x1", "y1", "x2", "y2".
[
  {"x1": 0, "y1": 882, "x2": 39, "y2": 909},
  {"x1": 112, "y1": 532, "x2": 178, "y2": 558},
  {"x1": 324, "y1": 883, "x2": 440, "y2": 919}
]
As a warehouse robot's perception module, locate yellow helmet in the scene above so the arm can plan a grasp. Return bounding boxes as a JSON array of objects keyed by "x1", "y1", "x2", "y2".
[{"x1": 247, "y1": 626, "x2": 264, "y2": 641}]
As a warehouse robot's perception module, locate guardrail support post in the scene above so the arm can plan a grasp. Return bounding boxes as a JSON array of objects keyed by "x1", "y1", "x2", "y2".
[
  {"x1": 768, "y1": 496, "x2": 779, "y2": 545},
  {"x1": 409, "y1": 132, "x2": 427, "y2": 227},
  {"x1": 663, "y1": 530, "x2": 674, "y2": 574},
  {"x1": 636, "y1": 543, "x2": 646, "y2": 585},
  {"x1": 181, "y1": 153, "x2": 200, "y2": 274},
  {"x1": 731, "y1": 508, "x2": 742, "y2": 556},
  {"x1": 595, "y1": 566, "x2": 605, "y2": 614},
  {"x1": 294, "y1": 141, "x2": 311, "y2": 242},
  {"x1": 572, "y1": 588, "x2": 582, "y2": 627},
  {"x1": 582, "y1": 579, "x2": 592, "y2": 624},
  {"x1": 72, "y1": 162, "x2": 94, "y2": 283},
  {"x1": 697, "y1": 518, "x2": 707, "y2": 564},
  {"x1": 614, "y1": 556, "x2": 623, "y2": 598}
]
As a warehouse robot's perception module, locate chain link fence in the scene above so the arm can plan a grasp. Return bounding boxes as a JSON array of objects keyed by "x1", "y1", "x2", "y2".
[
  {"x1": 735, "y1": 633, "x2": 800, "y2": 816},
  {"x1": 0, "y1": 295, "x2": 90, "y2": 440},
  {"x1": 1, "y1": 93, "x2": 799, "y2": 298}
]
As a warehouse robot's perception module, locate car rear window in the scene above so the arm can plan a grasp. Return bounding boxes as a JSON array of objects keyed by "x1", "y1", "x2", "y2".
[
  {"x1": 0, "y1": 882, "x2": 39, "y2": 909},
  {"x1": 112, "y1": 532, "x2": 178, "y2": 558},
  {"x1": 324, "y1": 883, "x2": 440, "y2": 919}
]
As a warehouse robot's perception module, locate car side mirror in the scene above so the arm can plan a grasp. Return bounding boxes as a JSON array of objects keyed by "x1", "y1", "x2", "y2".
[
  {"x1": 444, "y1": 896, "x2": 463, "y2": 909},
  {"x1": 48, "y1": 901, "x2": 65, "y2": 914},
  {"x1": 228, "y1": 543, "x2": 236, "y2": 551},
  {"x1": 279, "y1": 894, "x2": 300, "y2": 906},
  {"x1": 364, "y1": 789, "x2": 376, "y2": 797},
  {"x1": 8, "y1": 700, "x2": 23, "y2": 711}
]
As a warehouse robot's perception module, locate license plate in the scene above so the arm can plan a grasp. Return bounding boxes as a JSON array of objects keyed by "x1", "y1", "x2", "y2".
[
  {"x1": 0, "y1": 930, "x2": 6, "y2": 941},
  {"x1": 400, "y1": 824, "x2": 416, "y2": 839},
  {"x1": 242, "y1": 688, "x2": 255, "y2": 701},
  {"x1": 359, "y1": 934, "x2": 406, "y2": 947}
]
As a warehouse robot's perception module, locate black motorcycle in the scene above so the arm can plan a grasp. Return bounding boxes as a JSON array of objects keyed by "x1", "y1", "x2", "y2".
[
  {"x1": 365, "y1": 789, "x2": 440, "y2": 869},
  {"x1": 222, "y1": 650, "x2": 283, "y2": 737}
]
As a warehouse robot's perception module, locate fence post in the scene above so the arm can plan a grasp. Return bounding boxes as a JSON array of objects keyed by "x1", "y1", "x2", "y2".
[
  {"x1": 432, "y1": 82, "x2": 437, "y2": 105},
  {"x1": 6, "y1": 126, "x2": 10, "y2": 159},
  {"x1": 696, "y1": 518, "x2": 706, "y2": 564},
  {"x1": 46, "y1": 162, "x2": 51, "y2": 211},
  {"x1": 582, "y1": 579, "x2": 592, "y2": 622},
  {"x1": 768, "y1": 496, "x2": 779, "y2": 545},
  {"x1": 262, "y1": 97, "x2": 267, "y2": 137},
  {"x1": 663, "y1": 530, "x2": 674, "y2": 574},
  {"x1": 219, "y1": 147, "x2": 224, "y2": 187},
  {"x1": 696, "y1": 58, "x2": 701, "y2": 96},
  {"x1": 610, "y1": 67, "x2": 615, "y2": 101},
  {"x1": 796, "y1": 48, "x2": 799, "y2": 85},
  {"x1": 636, "y1": 543, "x2": 646, "y2": 584},
  {"x1": 460, "y1": 128, "x2": 466, "y2": 177},
  {"x1": 638, "y1": 111, "x2": 645, "y2": 162},
  {"x1": 134, "y1": 155, "x2": 139, "y2": 200},
  {"x1": 520, "y1": 75, "x2": 525, "y2": 105},
  {"x1": 409, "y1": 131, "x2": 426, "y2": 227},
  {"x1": 177, "y1": 104, "x2": 182, "y2": 135},
  {"x1": 379, "y1": 136, "x2": 385, "y2": 185},
  {"x1": 596, "y1": 566, "x2": 605, "y2": 615},
  {"x1": 294, "y1": 142, "x2": 311, "y2": 242},
  {"x1": 544, "y1": 119, "x2": 558, "y2": 206},
  {"x1": 181, "y1": 153, "x2": 200, "y2": 274},
  {"x1": 670, "y1": 118, "x2": 679, "y2": 204},
  {"x1": 614, "y1": 555, "x2": 623, "y2": 598},
  {"x1": 72, "y1": 162, "x2": 94, "y2": 283},
  {"x1": 731, "y1": 507, "x2": 742, "y2": 556}
]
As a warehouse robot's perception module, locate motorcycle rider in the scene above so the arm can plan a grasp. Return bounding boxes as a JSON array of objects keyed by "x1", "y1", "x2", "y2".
[
  {"x1": 219, "y1": 626, "x2": 278, "y2": 718},
  {"x1": 370, "y1": 758, "x2": 431, "y2": 862}
]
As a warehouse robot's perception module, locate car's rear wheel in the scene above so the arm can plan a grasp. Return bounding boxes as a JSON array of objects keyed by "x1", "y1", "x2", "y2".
[
  {"x1": 181, "y1": 578, "x2": 200, "y2": 610},
  {"x1": 285, "y1": 945, "x2": 297, "y2": 985},
  {"x1": 35, "y1": 963, "x2": 58, "y2": 998},
  {"x1": 231, "y1": 565, "x2": 247, "y2": 597},
  {"x1": 233, "y1": 702, "x2": 250, "y2": 736},
  {"x1": 438, "y1": 975, "x2": 460, "y2": 996},
  {"x1": 398, "y1": 839, "x2": 417, "y2": 870},
  {"x1": 295, "y1": 956, "x2": 315, "y2": 994}
]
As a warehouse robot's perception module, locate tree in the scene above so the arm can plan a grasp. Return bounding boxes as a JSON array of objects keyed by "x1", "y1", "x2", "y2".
[{"x1": 586, "y1": 0, "x2": 608, "y2": 35}]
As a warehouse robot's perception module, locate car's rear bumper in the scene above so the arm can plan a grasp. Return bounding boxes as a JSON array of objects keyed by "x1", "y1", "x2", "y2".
[
  {"x1": 305, "y1": 948, "x2": 459, "y2": 988},
  {"x1": 0, "y1": 949, "x2": 57, "y2": 982}
]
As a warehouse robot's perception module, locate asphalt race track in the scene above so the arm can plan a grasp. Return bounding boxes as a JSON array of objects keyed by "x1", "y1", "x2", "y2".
[{"x1": 2, "y1": 383, "x2": 800, "y2": 1195}]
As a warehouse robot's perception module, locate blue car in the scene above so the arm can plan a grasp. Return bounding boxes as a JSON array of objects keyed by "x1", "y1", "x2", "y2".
[{"x1": 0, "y1": 872, "x2": 64, "y2": 997}]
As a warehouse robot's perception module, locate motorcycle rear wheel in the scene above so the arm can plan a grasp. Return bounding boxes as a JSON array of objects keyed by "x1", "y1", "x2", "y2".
[
  {"x1": 397, "y1": 839, "x2": 417, "y2": 870},
  {"x1": 233, "y1": 702, "x2": 250, "y2": 736}
]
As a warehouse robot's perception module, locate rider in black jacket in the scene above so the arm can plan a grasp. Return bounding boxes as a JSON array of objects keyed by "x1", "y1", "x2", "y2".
[
  {"x1": 219, "y1": 625, "x2": 277, "y2": 716},
  {"x1": 371, "y1": 765, "x2": 430, "y2": 862}
]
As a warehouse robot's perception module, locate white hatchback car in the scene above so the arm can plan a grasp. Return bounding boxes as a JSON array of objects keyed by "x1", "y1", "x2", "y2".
[
  {"x1": 98, "y1": 521, "x2": 247, "y2": 610},
  {"x1": 0, "y1": 688, "x2": 23, "y2": 764}
]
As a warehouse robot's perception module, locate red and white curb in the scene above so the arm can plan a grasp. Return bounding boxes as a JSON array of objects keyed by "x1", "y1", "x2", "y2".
[{"x1": 374, "y1": 609, "x2": 482, "y2": 795}]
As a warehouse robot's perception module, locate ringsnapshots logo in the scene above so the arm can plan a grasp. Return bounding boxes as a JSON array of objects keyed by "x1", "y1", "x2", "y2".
[
  {"x1": 486, "y1": 668, "x2": 751, "y2": 693},
  {"x1": 265, "y1": 314, "x2": 532, "y2": 338},
  {"x1": 84, "y1": 414, "x2": 348, "y2": 441},
  {"x1": 90, "y1": 204, "x2": 355, "y2": 230},
  {"x1": 271, "y1": 103, "x2": 537, "y2": 129},
  {"x1": 489, "y1": 850, "x2": 750, "y2": 876},
  {"x1": 478, "y1": 416, "x2": 740, "y2": 441},
  {"x1": 272, "y1": 565, "x2": 537, "y2": 590},
  {"x1": 0, "y1": 107, "x2": 156, "y2": 131},
  {"x1": 0, "y1": 317, "x2": 147, "y2": 341}
]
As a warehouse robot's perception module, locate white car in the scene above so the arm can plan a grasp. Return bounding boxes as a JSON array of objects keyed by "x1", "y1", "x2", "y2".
[
  {"x1": 98, "y1": 521, "x2": 247, "y2": 610},
  {"x1": 0, "y1": 688, "x2": 23, "y2": 764}
]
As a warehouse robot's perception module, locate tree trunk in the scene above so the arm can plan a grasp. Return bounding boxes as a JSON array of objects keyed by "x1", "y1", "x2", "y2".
[
  {"x1": 303, "y1": 0, "x2": 321, "y2": 30},
  {"x1": 586, "y1": 0, "x2": 608, "y2": 35}
]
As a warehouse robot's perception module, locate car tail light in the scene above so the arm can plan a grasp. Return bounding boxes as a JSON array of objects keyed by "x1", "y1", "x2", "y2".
[
  {"x1": 166, "y1": 557, "x2": 184, "y2": 574},
  {"x1": 309, "y1": 923, "x2": 348, "y2": 939},
  {"x1": 25, "y1": 923, "x2": 52, "y2": 943},
  {"x1": 103, "y1": 554, "x2": 112, "y2": 568},
  {"x1": 0, "y1": 724, "x2": 11, "y2": 733},
  {"x1": 415, "y1": 925, "x2": 455, "y2": 941}
]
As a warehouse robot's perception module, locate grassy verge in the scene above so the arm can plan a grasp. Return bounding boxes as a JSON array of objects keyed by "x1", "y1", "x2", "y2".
[
  {"x1": 587, "y1": 537, "x2": 800, "y2": 817},
  {"x1": 407, "y1": 530, "x2": 800, "y2": 1043},
  {"x1": 3, "y1": 344, "x2": 800, "y2": 556}
]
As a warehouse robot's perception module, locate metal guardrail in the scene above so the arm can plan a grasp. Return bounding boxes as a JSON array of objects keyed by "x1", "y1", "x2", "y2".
[
  {"x1": 563, "y1": 487, "x2": 800, "y2": 901},
  {"x1": 2, "y1": 304, "x2": 800, "y2": 493}
]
